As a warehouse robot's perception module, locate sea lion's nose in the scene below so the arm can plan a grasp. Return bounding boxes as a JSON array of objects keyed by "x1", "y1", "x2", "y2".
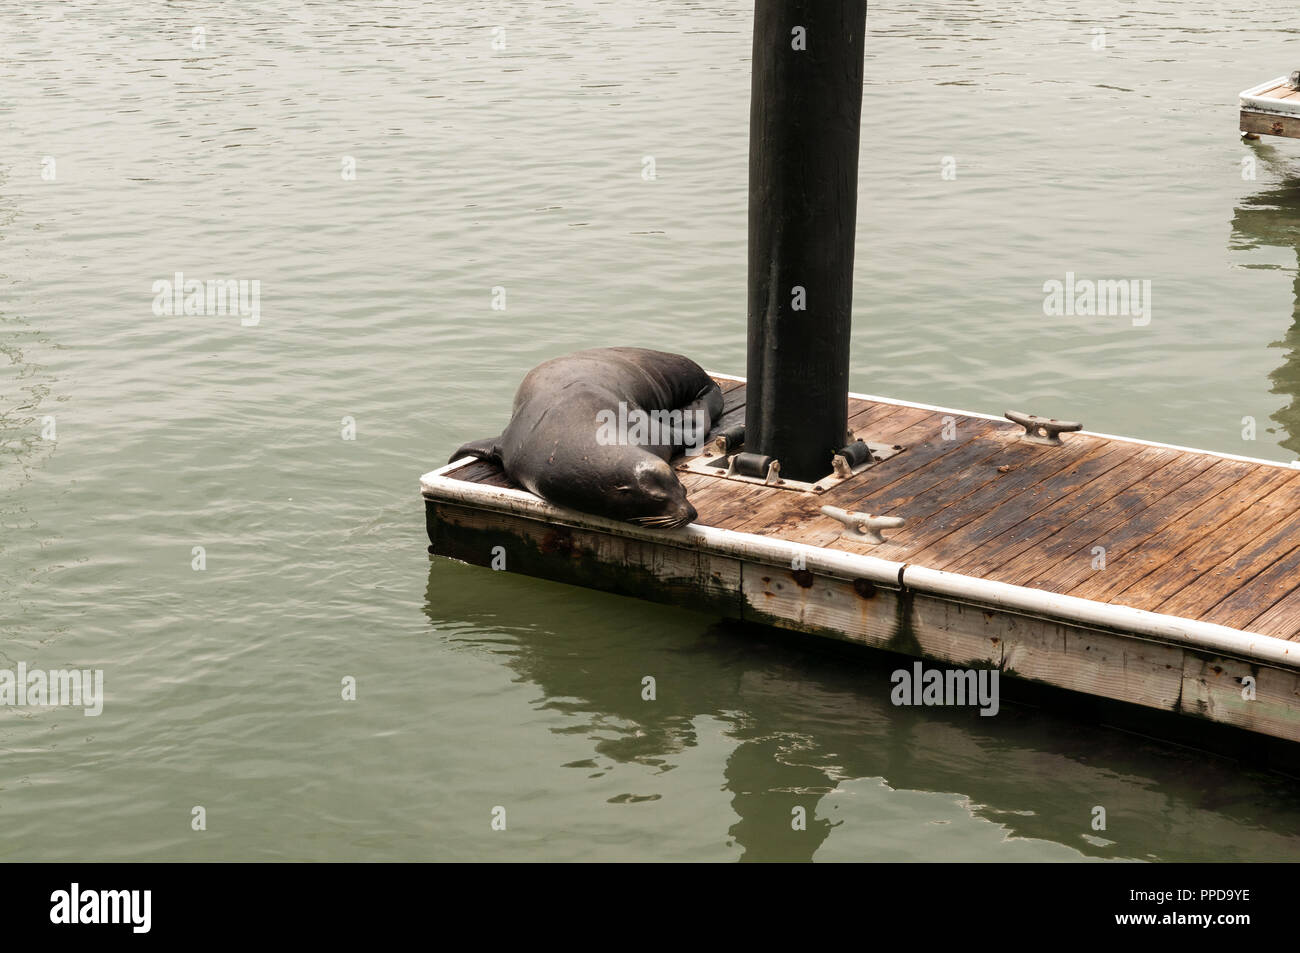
[{"x1": 683, "y1": 502, "x2": 698, "y2": 524}]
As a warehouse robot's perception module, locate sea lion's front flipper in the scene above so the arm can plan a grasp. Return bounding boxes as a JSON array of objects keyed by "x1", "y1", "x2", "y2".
[{"x1": 448, "y1": 435, "x2": 503, "y2": 465}]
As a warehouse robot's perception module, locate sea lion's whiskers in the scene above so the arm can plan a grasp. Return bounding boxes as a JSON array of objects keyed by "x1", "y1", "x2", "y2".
[
  {"x1": 635, "y1": 515, "x2": 686, "y2": 528},
  {"x1": 636, "y1": 515, "x2": 686, "y2": 529}
]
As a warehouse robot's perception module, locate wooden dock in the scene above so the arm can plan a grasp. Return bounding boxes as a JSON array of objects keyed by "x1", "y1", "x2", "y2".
[
  {"x1": 423, "y1": 376, "x2": 1300, "y2": 750},
  {"x1": 1240, "y1": 76, "x2": 1300, "y2": 139}
]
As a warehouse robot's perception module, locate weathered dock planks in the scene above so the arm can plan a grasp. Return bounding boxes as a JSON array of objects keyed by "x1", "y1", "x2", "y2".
[{"x1": 423, "y1": 378, "x2": 1300, "y2": 748}]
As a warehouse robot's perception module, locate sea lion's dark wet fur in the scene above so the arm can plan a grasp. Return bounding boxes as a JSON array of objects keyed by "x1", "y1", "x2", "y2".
[{"x1": 450, "y1": 348, "x2": 723, "y2": 528}]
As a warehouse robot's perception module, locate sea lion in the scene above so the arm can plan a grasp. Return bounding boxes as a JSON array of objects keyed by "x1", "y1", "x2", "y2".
[{"x1": 449, "y1": 347, "x2": 724, "y2": 528}]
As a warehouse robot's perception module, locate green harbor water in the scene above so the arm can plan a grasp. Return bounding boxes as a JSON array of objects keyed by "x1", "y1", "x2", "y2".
[{"x1": 2, "y1": 0, "x2": 1300, "y2": 861}]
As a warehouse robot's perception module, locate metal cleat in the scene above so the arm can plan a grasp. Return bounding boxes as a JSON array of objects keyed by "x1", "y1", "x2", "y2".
[
  {"x1": 820, "y1": 505, "x2": 905, "y2": 544},
  {"x1": 1005, "y1": 410, "x2": 1082, "y2": 447}
]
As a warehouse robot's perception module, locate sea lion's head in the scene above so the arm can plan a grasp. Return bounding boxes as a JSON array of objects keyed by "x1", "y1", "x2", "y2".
[
  {"x1": 534, "y1": 448, "x2": 697, "y2": 528},
  {"x1": 527, "y1": 442, "x2": 698, "y2": 530},
  {"x1": 588, "y1": 454, "x2": 696, "y2": 529}
]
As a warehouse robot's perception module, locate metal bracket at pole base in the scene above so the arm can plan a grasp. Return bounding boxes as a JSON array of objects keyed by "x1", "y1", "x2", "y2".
[
  {"x1": 703, "y1": 423, "x2": 746, "y2": 457},
  {"x1": 820, "y1": 505, "x2": 906, "y2": 544},
  {"x1": 1005, "y1": 410, "x2": 1082, "y2": 447},
  {"x1": 831, "y1": 440, "x2": 876, "y2": 479},
  {"x1": 676, "y1": 438, "x2": 905, "y2": 493},
  {"x1": 727, "y1": 452, "x2": 782, "y2": 486}
]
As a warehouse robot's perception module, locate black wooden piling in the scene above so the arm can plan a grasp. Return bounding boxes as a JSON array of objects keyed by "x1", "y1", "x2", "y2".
[{"x1": 744, "y1": 0, "x2": 867, "y2": 482}]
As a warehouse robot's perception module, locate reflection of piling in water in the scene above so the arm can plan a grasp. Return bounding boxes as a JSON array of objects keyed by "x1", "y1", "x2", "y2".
[
  {"x1": 1273, "y1": 264, "x2": 1300, "y2": 458},
  {"x1": 1231, "y1": 150, "x2": 1300, "y2": 457}
]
